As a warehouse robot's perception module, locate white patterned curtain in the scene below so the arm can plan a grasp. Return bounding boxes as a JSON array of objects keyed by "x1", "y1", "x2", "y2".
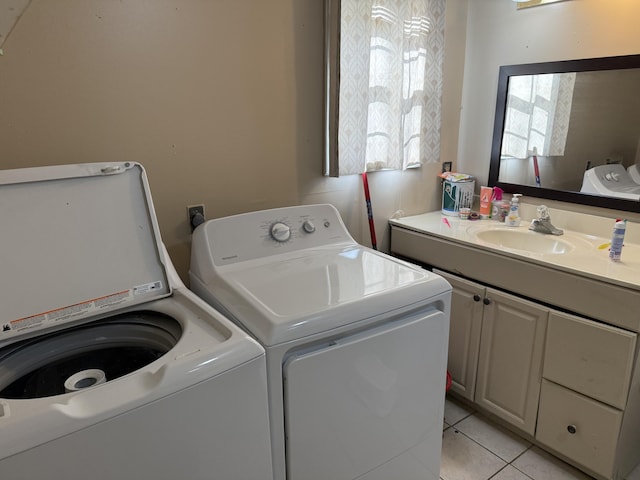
[
  {"x1": 501, "y1": 73, "x2": 576, "y2": 159},
  {"x1": 336, "y1": 0, "x2": 445, "y2": 176}
]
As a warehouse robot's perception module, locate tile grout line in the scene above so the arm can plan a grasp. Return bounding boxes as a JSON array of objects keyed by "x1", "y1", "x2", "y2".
[
  {"x1": 447, "y1": 417, "x2": 593, "y2": 480},
  {"x1": 446, "y1": 409, "x2": 541, "y2": 480},
  {"x1": 487, "y1": 462, "x2": 534, "y2": 480},
  {"x1": 449, "y1": 425, "x2": 508, "y2": 462},
  {"x1": 448, "y1": 411, "x2": 524, "y2": 463},
  {"x1": 444, "y1": 400, "x2": 600, "y2": 480},
  {"x1": 445, "y1": 424, "x2": 536, "y2": 480}
]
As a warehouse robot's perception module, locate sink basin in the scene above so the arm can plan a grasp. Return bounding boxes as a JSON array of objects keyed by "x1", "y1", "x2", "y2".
[{"x1": 471, "y1": 228, "x2": 574, "y2": 254}]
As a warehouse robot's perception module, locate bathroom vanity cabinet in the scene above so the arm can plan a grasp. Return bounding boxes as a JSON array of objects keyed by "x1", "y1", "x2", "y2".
[
  {"x1": 434, "y1": 270, "x2": 547, "y2": 436},
  {"x1": 390, "y1": 212, "x2": 640, "y2": 480}
]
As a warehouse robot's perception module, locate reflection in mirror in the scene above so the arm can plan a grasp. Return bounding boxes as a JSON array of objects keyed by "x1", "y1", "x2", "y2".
[{"x1": 489, "y1": 54, "x2": 640, "y2": 213}]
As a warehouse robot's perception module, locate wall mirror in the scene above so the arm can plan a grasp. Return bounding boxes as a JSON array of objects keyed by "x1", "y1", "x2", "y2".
[{"x1": 488, "y1": 54, "x2": 640, "y2": 213}]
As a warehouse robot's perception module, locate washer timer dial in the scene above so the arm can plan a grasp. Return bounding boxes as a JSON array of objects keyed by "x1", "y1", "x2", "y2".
[
  {"x1": 302, "y1": 220, "x2": 315, "y2": 233},
  {"x1": 270, "y1": 222, "x2": 291, "y2": 242}
]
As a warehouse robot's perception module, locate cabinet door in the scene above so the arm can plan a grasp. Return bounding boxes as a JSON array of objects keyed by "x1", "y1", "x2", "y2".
[
  {"x1": 475, "y1": 289, "x2": 548, "y2": 435},
  {"x1": 434, "y1": 269, "x2": 484, "y2": 401}
]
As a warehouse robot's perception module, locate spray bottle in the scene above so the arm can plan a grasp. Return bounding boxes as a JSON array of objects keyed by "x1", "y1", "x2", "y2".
[{"x1": 609, "y1": 219, "x2": 627, "y2": 262}]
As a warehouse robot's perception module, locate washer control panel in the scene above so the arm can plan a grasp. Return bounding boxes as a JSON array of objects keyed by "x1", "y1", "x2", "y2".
[
  {"x1": 302, "y1": 220, "x2": 315, "y2": 234},
  {"x1": 200, "y1": 204, "x2": 355, "y2": 266},
  {"x1": 270, "y1": 222, "x2": 292, "y2": 242}
]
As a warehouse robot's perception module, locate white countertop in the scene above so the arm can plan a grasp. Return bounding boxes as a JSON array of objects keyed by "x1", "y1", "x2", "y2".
[{"x1": 390, "y1": 211, "x2": 640, "y2": 292}]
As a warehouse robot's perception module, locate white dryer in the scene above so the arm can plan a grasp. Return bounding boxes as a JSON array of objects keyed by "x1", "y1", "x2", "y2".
[
  {"x1": 0, "y1": 163, "x2": 273, "y2": 480},
  {"x1": 190, "y1": 204, "x2": 451, "y2": 480}
]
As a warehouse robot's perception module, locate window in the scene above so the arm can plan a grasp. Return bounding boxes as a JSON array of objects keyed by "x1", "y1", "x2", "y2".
[
  {"x1": 324, "y1": 0, "x2": 446, "y2": 176},
  {"x1": 501, "y1": 72, "x2": 576, "y2": 159}
]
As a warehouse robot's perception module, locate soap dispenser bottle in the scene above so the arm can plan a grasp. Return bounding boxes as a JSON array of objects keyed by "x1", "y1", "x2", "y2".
[{"x1": 506, "y1": 194, "x2": 522, "y2": 227}]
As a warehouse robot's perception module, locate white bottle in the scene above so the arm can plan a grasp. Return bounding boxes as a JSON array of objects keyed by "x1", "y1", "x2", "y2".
[
  {"x1": 505, "y1": 194, "x2": 522, "y2": 227},
  {"x1": 609, "y1": 219, "x2": 626, "y2": 262}
]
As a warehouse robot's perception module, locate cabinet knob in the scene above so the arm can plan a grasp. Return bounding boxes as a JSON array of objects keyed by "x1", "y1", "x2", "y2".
[
  {"x1": 473, "y1": 294, "x2": 481, "y2": 302},
  {"x1": 567, "y1": 425, "x2": 577, "y2": 434},
  {"x1": 483, "y1": 297, "x2": 491, "y2": 305}
]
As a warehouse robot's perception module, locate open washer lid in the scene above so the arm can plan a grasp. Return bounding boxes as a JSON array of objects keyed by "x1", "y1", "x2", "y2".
[{"x1": 0, "y1": 162, "x2": 170, "y2": 346}]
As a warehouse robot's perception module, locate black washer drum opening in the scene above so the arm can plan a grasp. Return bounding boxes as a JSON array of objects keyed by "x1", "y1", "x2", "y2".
[{"x1": 0, "y1": 311, "x2": 182, "y2": 399}]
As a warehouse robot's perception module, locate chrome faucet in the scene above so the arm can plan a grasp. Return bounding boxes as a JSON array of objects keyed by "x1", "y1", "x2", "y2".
[{"x1": 529, "y1": 205, "x2": 564, "y2": 235}]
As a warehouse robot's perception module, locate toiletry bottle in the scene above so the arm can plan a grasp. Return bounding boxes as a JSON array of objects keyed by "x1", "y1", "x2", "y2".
[
  {"x1": 499, "y1": 201, "x2": 510, "y2": 222},
  {"x1": 505, "y1": 194, "x2": 522, "y2": 227},
  {"x1": 491, "y1": 187, "x2": 504, "y2": 220},
  {"x1": 479, "y1": 186, "x2": 492, "y2": 219},
  {"x1": 609, "y1": 219, "x2": 627, "y2": 261}
]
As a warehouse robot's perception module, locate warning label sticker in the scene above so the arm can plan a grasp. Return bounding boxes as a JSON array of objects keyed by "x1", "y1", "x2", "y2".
[
  {"x1": 133, "y1": 281, "x2": 163, "y2": 295},
  {"x1": 2, "y1": 289, "x2": 134, "y2": 339}
]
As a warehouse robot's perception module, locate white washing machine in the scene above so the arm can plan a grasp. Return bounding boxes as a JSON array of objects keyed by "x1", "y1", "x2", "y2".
[
  {"x1": 629, "y1": 164, "x2": 640, "y2": 184},
  {"x1": 0, "y1": 163, "x2": 273, "y2": 480},
  {"x1": 581, "y1": 164, "x2": 640, "y2": 200},
  {"x1": 189, "y1": 204, "x2": 451, "y2": 480}
]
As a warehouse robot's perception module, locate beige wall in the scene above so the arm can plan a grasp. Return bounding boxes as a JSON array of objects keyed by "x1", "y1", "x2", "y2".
[
  {"x1": 459, "y1": 0, "x2": 640, "y2": 225},
  {"x1": 4, "y1": 0, "x2": 639, "y2": 283},
  {"x1": 0, "y1": 0, "x2": 467, "y2": 282}
]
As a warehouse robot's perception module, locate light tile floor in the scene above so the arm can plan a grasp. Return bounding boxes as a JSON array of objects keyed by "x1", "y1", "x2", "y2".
[{"x1": 441, "y1": 396, "x2": 596, "y2": 480}]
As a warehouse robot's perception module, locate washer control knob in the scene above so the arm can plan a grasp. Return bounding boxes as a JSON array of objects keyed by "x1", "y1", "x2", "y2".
[
  {"x1": 270, "y1": 222, "x2": 291, "y2": 242},
  {"x1": 302, "y1": 220, "x2": 316, "y2": 233}
]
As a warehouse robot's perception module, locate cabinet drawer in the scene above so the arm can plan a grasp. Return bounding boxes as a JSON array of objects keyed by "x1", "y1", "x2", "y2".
[
  {"x1": 543, "y1": 312, "x2": 636, "y2": 409},
  {"x1": 537, "y1": 380, "x2": 622, "y2": 480}
]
